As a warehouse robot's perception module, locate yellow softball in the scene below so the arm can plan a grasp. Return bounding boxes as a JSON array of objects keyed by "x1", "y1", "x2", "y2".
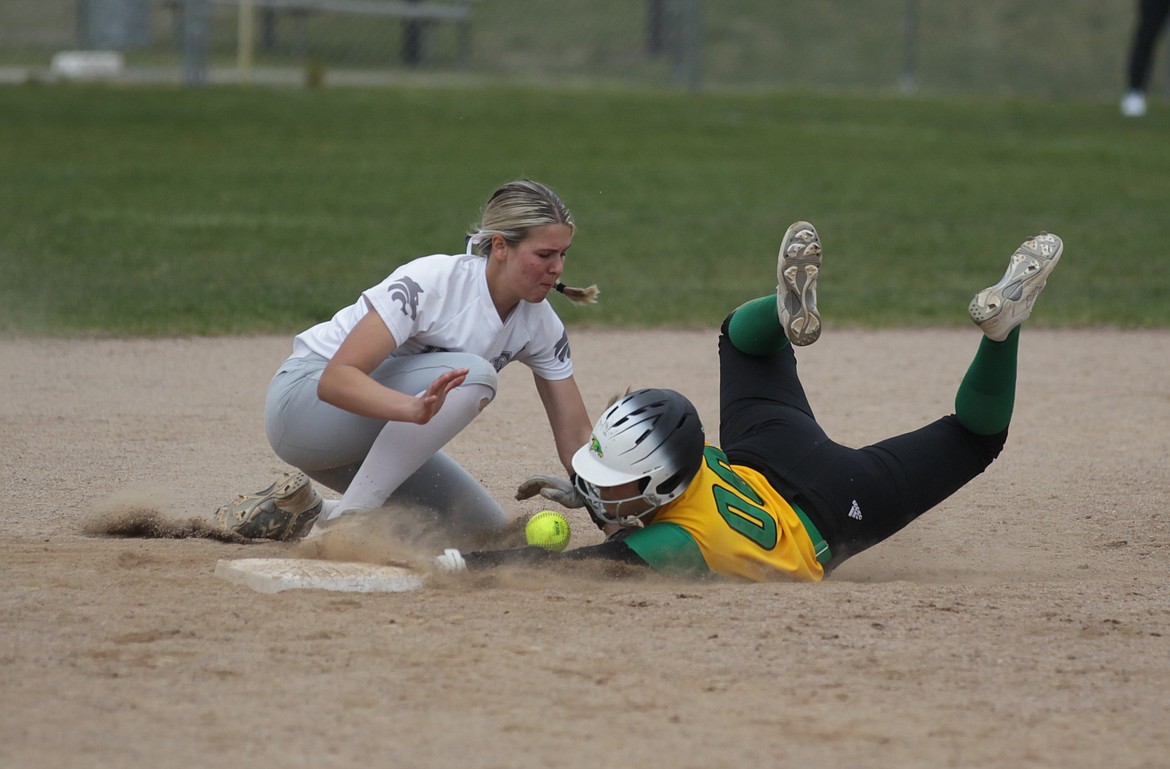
[{"x1": 525, "y1": 510, "x2": 571, "y2": 553}]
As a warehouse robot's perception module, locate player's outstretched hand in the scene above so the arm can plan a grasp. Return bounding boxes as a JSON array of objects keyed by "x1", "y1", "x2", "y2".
[
  {"x1": 432, "y1": 548, "x2": 467, "y2": 573},
  {"x1": 412, "y1": 368, "x2": 469, "y2": 424},
  {"x1": 515, "y1": 475, "x2": 586, "y2": 508}
]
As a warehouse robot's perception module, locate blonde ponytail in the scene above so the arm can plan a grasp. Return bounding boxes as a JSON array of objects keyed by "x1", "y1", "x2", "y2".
[{"x1": 555, "y1": 282, "x2": 600, "y2": 305}]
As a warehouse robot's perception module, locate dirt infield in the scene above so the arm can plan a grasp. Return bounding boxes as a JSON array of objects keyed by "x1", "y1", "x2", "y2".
[{"x1": 2, "y1": 329, "x2": 1168, "y2": 769}]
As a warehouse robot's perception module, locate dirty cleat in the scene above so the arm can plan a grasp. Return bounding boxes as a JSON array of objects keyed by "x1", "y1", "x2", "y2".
[
  {"x1": 776, "y1": 221, "x2": 822, "y2": 346},
  {"x1": 214, "y1": 472, "x2": 323, "y2": 541},
  {"x1": 969, "y1": 232, "x2": 1063, "y2": 342}
]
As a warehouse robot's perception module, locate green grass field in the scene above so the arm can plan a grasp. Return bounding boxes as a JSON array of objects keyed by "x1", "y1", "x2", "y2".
[{"x1": 1, "y1": 83, "x2": 1167, "y2": 336}]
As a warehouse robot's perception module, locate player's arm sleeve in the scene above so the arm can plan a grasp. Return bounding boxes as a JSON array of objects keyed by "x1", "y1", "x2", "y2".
[
  {"x1": 620, "y1": 523, "x2": 711, "y2": 577},
  {"x1": 363, "y1": 263, "x2": 438, "y2": 346},
  {"x1": 462, "y1": 540, "x2": 650, "y2": 571},
  {"x1": 520, "y1": 312, "x2": 574, "y2": 380}
]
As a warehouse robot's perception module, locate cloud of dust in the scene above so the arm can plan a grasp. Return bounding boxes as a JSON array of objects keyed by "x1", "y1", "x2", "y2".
[
  {"x1": 294, "y1": 503, "x2": 664, "y2": 591},
  {"x1": 83, "y1": 486, "x2": 244, "y2": 542},
  {"x1": 84, "y1": 491, "x2": 677, "y2": 592}
]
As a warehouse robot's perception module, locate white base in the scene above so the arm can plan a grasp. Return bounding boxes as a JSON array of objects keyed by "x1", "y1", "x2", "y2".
[{"x1": 215, "y1": 557, "x2": 425, "y2": 594}]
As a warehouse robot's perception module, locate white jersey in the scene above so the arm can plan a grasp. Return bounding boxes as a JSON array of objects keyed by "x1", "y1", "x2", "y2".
[{"x1": 291, "y1": 252, "x2": 574, "y2": 380}]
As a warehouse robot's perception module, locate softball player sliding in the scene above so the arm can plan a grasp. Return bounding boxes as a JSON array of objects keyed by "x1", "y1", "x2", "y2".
[
  {"x1": 215, "y1": 180, "x2": 597, "y2": 541},
  {"x1": 438, "y1": 223, "x2": 1064, "y2": 581}
]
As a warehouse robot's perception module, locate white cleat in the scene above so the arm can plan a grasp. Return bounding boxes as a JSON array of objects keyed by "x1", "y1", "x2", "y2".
[
  {"x1": 969, "y1": 233, "x2": 1063, "y2": 342},
  {"x1": 776, "y1": 220, "x2": 822, "y2": 346}
]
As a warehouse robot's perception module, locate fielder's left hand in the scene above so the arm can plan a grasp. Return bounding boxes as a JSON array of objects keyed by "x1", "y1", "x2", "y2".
[{"x1": 515, "y1": 474, "x2": 586, "y2": 509}]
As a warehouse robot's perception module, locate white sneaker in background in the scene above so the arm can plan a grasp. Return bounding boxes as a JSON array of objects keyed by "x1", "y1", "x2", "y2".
[{"x1": 1121, "y1": 90, "x2": 1147, "y2": 117}]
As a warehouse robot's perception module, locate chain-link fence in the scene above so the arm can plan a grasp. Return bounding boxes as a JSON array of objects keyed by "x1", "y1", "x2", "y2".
[{"x1": 0, "y1": 0, "x2": 1163, "y2": 99}]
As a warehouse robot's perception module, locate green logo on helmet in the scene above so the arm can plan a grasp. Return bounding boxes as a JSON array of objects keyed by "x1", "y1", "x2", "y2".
[{"x1": 590, "y1": 435, "x2": 603, "y2": 457}]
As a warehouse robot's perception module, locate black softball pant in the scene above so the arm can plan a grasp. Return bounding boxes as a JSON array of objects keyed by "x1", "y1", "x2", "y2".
[
  {"x1": 1128, "y1": 0, "x2": 1170, "y2": 91},
  {"x1": 716, "y1": 317, "x2": 1007, "y2": 571}
]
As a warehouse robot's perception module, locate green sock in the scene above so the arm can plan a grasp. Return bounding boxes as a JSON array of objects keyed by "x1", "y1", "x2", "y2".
[
  {"x1": 727, "y1": 295, "x2": 789, "y2": 355},
  {"x1": 954, "y1": 326, "x2": 1020, "y2": 435}
]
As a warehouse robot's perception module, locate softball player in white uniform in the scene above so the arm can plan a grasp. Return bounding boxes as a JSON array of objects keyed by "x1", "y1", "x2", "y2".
[{"x1": 215, "y1": 180, "x2": 597, "y2": 541}]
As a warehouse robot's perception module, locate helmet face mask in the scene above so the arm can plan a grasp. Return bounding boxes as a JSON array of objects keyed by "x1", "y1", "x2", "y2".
[
  {"x1": 571, "y1": 388, "x2": 705, "y2": 528},
  {"x1": 574, "y1": 474, "x2": 657, "y2": 528}
]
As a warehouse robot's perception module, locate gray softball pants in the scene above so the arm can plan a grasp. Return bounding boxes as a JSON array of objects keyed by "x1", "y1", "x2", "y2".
[{"x1": 264, "y1": 351, "x2": 506, "y2": 531}]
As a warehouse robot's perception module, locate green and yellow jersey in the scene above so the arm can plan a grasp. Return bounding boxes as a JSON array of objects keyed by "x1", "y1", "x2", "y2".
[{"x1": 622, "y1": 445, "x2": 829, "y2": 582}]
